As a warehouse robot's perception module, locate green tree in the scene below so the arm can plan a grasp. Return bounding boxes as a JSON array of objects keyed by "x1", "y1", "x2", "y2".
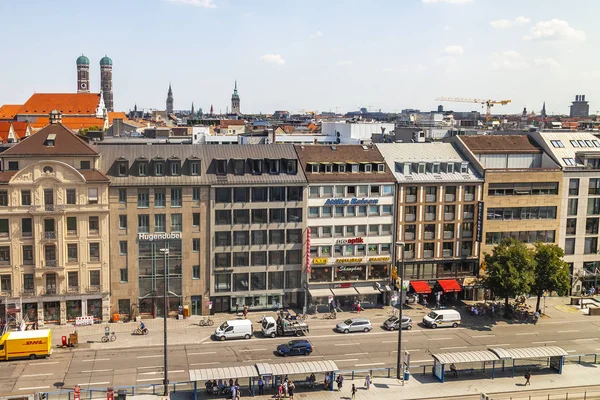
[
  {"x1": 482, "y1": 238, "x2": 535, "y2": 317},
  {"x1": 532, "y1": 243, "x2": 570, "y2": 313}
]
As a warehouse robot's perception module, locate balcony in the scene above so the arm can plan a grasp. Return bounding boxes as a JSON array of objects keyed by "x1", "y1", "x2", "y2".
[
  {"x1": 406, "y1": 194, "x2": 417, "y2": 203},
  {"x1": 462, "y1": 231, "x2": 473, "y2": 238},
  {"x1": 21, "y1": 289, "x2": 35, "y2": 297},
  {"x1": 445, "y1": 194, "x2": 456, "y2": 202},
  {"x1": 423, "y1": 250, "x2": 434, "y2": 258},
  {"x1": 89, "y1": 229, "x2": 99, "y2": 236},
  {"x1": 45, "y1": 260, "x2": 57, "y2": 268},
  {"x1": 42, "y1": 231, "x2": 57, "y2": 241},
  {"x1": 88, "y1": 285, "x2": 101, "y2": 293},
  {"x1": 404, "y1": 232, "x2": 415, "y2": 241},
  {"x1": 67, "y1": 230, "x2": 77, "y2": 237},
  {"x1": 444, "y1": 213, "x2": 455, "y2": 221},
  {"x1": 443, "y1": 231, "x2": 454, "y2": 240},
  {"x1": 442, "y1": 249, "x2": 452, "y2": 257},
  {"x1": 29, "y1": 205, "x2": 66, "y2": 214},
  {"x1": 67, "y1": 286, "x2": 79, "y2": 294},
  {"x1": 44, "y1": 288, "x2": 57, "y2": 295},
  {"x1": 403, "y1": 251, "x2": 414, "y2": 259},
  {"x1": 425, "y1": 213, "x2": 436, "y2": 221},
  {"x1": 463, "y1": 212, "x2": 474, "y2": 220},
  {"x1": 405, "y1": 214, "x2": 416, "y2": 222},
  {"x1": 424, "y1": 231, "x2": 435, "y2": 240},
  {"x1": 464, "y1": 193, "x2": 475, "y2": 202},
  {"x1": 425, "y1": 194, "x2": 436, "y2": 202}
]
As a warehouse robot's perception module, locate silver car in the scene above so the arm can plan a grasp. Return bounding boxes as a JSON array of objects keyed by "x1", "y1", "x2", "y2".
[
  {"x1": 336, "y1": 318, "x2": 373, "y2": 334},
  {"x1": 383, "y1": 316, "x2": 412, "y2": 331}
]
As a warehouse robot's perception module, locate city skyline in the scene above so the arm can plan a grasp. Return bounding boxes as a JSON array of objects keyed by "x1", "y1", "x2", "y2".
[{"x1": 0, "y1": 0, "x2": 597, "y2": 115}]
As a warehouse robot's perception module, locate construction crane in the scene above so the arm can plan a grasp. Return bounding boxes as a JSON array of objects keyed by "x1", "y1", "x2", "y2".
[{"x1": 435, "y1": 97, "x2": 512, "y2": 123}]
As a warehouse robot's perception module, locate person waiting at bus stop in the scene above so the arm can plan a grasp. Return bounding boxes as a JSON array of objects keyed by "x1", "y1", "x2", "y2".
[{"x1": 450, "y1": 363, "x2": 458, "y2": 378}]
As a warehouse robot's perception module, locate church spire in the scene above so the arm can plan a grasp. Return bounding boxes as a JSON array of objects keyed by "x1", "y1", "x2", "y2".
[
  {"x1": 191, "y1": 102, "x2": 195, "y2": 116},
  {"x1": 166, "y1": 83, "x2": 174, "y2": 114}
]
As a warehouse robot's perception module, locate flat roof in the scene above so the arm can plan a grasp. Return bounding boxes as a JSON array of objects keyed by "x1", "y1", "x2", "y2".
[
  {"x1": 489, "y1": 346, "x2": 569, "y2": 360},
  {"x1": 432, "y1": 351, "x2": 499, "y2": 364},
  {"x1": 189, "y1": 366, "x2": 258, "y2": 381},
  {"x1": 256, "y1": 360, "x2": 339, "y2": 376}
]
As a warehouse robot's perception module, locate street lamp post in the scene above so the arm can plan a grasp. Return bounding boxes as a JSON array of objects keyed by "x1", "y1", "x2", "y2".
[
  {"x1": 159, "y1": 247, "x2": 170, "y2": 396},
  {"x1": 395, "y1": 241, "x2": 405, "y2": 382}
]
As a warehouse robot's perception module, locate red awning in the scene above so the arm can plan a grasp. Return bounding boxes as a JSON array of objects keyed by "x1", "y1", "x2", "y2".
[
  {"x1": 410, "y1": 281, "x2": 432, "y2": 294},
  {"x1": 438, "y1": 279, "x2": 462, "y2": 293}
]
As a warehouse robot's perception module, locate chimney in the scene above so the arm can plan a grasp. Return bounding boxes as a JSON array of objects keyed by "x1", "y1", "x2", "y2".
[{"x1": 49, "y1": 110, "x2": 62, "y2": 125}]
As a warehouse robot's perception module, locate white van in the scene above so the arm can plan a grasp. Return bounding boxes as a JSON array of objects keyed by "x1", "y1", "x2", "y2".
[
  {"x1": 214, "y1": 320, "x2": 254, "y2": 341},
  {"x1": 422, "y1": 309, "x2": 461, "y2": 329}
]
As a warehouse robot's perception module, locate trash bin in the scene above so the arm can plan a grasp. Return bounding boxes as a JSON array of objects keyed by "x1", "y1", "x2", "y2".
[
  {"x1": 61, "y1": 336, "x2": 67, "y2": 346},
  {"x1": 113, "y1": 313, "x2": 120, "y2": 322},
  {"x1": 183, "y1": 305, "x2": 190, "y2": 318},
  {"x1": 117, "y1": 390, "x2": 127, "y2": 400},
  {"x1": 404, "y1": 370, "x2": 410, "y2": 381}
]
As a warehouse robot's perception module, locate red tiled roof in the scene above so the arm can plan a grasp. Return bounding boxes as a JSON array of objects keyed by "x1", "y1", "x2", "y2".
[
  {"x1": 18, "y1": 93, "x2": 100, "y2": 115},
  {"x1": 3, "y1": 123, "x2": 98, "y2": 157},
  {"x1": 11, "y1": 122, "x2": 29, "y2": 139},
  {"x1": 220, "y1": 119, "x2": 245, "y2": 128},
  {"x1": 108, "y1": 112, "x2": 128, "y2": 123},
  {"x1": 80, "y1": 169, "x2": 109, "y2": 182},
  {"x1": 0, "y1": 171, "x2": 17, "y2": 184},
  {"x1": 0, "y1": 105, "x2": 22, "y2": 120},
  {"x1": 29, "y1": 117, "x2": 105, "y2": 130},
  {"x1": 0, "y1": 122, "x2": 11, "y2": 142}
]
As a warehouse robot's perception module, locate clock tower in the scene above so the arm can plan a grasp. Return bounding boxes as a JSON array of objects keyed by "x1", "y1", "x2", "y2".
[
  {"x1": 231, "y1": 80, "x2": 240, "y2": 115},
  {"x1": 76, "y1": 54, "x2": 90, "y2": 93},
  {"x1": 100, "y1": 55, "x2": 114, "y2": 112}
]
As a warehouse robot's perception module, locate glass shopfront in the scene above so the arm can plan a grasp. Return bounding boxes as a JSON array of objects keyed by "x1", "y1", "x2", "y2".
[
  {"x1": 369, "y1": 264, "x2": 389, "y2": 280},
  {"x1": 23, "y1": 303, "x2": 37, "y2": 322},
  {"x1": 87, "y1": 299, "x2": 102, "y2": 319},
  {"x1": 334, "y1": 265, "x2": 366, "y2": 281},
  {"x1": 43, "y1": 301, "x2": 60, "y2": 323},
  {"x1": 66, "y1": 300, "x2": 82, "y2": 321},
  {"x1": 231, "y1": 294, "x2": 282, "y2": 310},
  {"x1": 311, "y1": 267, "x2": 332, "y2": 282}
]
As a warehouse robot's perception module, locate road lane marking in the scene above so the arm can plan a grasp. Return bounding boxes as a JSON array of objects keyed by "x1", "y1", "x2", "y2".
[
  {"x1": 355, "y1": 363, "x2": 385, "y2": 367},
  {"x1": 440, "y1": 346, "x2": 467, "y2": 350},
  {"x1": 137, "y1": 366, "x2": 163, "y2": 370},
  {"x1": 333, "y1": 359, "x2": 359, "y2": 362},
  {"x1": 345, "y1": 352, "x2": 367, "y2": 356},
  {"x1": 573, "y1": 338, "x2": 596, "y2": 341},
  {"x1": 139, "y1": 370, "x2": 184, "y2": 376},
  {"x1": 558, "y1": 330, "x2": 579, "y2": 333},
  {"x1": 411, "y1": 359, "x2": 432, "y2": 363},
  {"x1": 188, "y1": 352, "x2": 217, "y2": 355},
  {"x1": 137, "y1": 355, "x2": 163, "y2": 359},
  {"x1": 78, "y1": 382, "x2": 110, "y2": 386},
  {"x1": 472, "y1": 335, "x2": 495, "y2": 338},
  {"x1": 190, "y1": 362, "x2": 220, "y2": 366},
  {"x1": 428, "y1": 337, "x2": 452, "y2": 340},
  {"x1": 241, "y1": 349, "x2": 267, "y2": 352},
  {"x1": 22, "y1": 373, "x2": 53, "y2": 377},
  {"x1": 82, "y1": 359, "x2": 110, "y2": 362},
  {"x1": 29, "y1": 361, "x2": 59, "y2": 365},
  {"x1": 382, "y1": 340, "x2": 397, "y2": 343},
  {"x1": 81, "y1": 370, "x2": 112, "y2": 373},
  {"x1": 303, "y1": 355, "x2": 324, "y2": 358},
  {"x1": 334, "y1": 343, "x2": 357, "y2": 346},
  {"x1": 492, "y1": 344, "x2": 510, "y2": 347},
  {"x1": 137, "y1": 378, "x2": 164, "y2": 382},
  {"x1": 19, "y1": 386, "x2": 50, "y2": 391},
  {"x1": 516, "y1": 333, "x2": 536, "y2": 336},
  {"x1": 406, "y1": 349, "x2": 422, "y2": 352},
  {"x1": 532, "y1": 341, "x2": 556, "y2": 344}
]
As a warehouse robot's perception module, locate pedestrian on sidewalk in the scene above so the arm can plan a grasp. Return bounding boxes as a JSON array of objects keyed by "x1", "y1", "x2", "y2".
[
  {"x1": 277, "y1": 383, "x2": 283, "y2": 400},
  {"x1": 288, "y1": 381, "x2": 295, "y2": 400},
  {"x1": 351, "y1": 384, "x2": 356, "y2": 400},
  {"x1": 524, "y1": 370, "x2": 531, "y2": 386},
  {"x1": 357, "y1": 301, "x2": 361, "y2": 313},
  {"x1": 283, "y1": 378, "x2": 288, "y2": 398},
  {"x1": 336, "y1": 374, "x2": 343, "y2": 391},
  {"x1": 243, "y1": 306, "x2": 248, "y2": 319},
  {"x1": 258, "y1": 377, "x2": 264, "y2": 395},
  {"x1": 364, "y1": 374, "x2": 371, "y2": 390}
]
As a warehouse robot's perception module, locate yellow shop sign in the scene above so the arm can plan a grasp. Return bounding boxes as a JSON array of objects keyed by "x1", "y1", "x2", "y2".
[
  {"x1": 369, "y1": 256, "x2": 391, "y2": 262},
  {"x1": 312, "y1": 258, "x2": 328, "y2": 265},
  {"x1": 336, "y1": 258, "x2": 363, "y2": 263}
]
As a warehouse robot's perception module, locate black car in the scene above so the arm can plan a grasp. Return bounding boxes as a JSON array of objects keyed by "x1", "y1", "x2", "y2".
[{"x1": 276, "y1": 339, "x2": 313, "y2": 356}]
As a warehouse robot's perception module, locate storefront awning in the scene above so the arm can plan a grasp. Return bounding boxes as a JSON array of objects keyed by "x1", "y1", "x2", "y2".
[
  {"x1": 331, "y1": 287, "x2": 358, "y2": 297},
  {"x1": 354, "y1": 286, "x2": 381, "y2": 295},
  {"x1": 410, "y1": 281, "x2": 432, "y2": 294},
  {"x1": 438, "y1": 279, "x2": 462, "y2": 293},
  {"x1": 309, "y1": 288, "x2": 333, "y2": 298}
]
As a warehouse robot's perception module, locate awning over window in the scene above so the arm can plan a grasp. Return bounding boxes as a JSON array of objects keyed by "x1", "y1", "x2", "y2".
[
  {"x1": 354, "y1": 285, "x2": 381, "y2": 295},
  {"x1": 410, "y1": 281, "x2": 432, "y2": 294},
  {"x1": 438, "y1": 279, "x2": 462, "y2": 293},
  {"x1": 309, "y1": 288, "x2": 333, "y2": 298},
  {"x1": 331, "y1": 287, "x2": 359, "y2": 297}
]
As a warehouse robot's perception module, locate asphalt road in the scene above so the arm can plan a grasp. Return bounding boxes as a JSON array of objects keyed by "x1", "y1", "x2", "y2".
[{"x1": 1, "y1": 313, "x2": 599, "y2": 395}]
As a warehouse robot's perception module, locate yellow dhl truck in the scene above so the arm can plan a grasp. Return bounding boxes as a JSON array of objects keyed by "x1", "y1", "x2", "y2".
[{"x1": 0, "y1": 330, "x2": 52, "y2": 360}]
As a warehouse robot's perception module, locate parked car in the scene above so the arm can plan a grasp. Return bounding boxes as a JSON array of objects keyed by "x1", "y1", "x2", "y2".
[
  {"x1": 335, "y1": 318, "x2": 373, "y2": 334},
  {"x1": 422, "y1": 310, "x2": 461, "y2": 329},
  {"x1": 214, "y1": 320, "x2": 254, "y2": 341},
  {"x1": 383, "y1": 316, "x2": 412, "y2": 331},
  {"x1": 276, "y1": 340, "x2": 313, "y2": 356}
]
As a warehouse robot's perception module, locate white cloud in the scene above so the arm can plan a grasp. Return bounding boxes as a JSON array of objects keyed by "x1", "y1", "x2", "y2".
[
  {"x1": 491, "y1": 16, "x2": 530, "y2": 29},
  {"x1": 309, "y1": 31, "x2": 323, "y2": 39},
  {"x1": 165, "y1": 0, "x2": 216, "y2": 8},
  {"x1": 490, "y1": 50, "x2": 530, "y2": 70},
  {"x1": 337, "y1": 60, "x2": 354, "y2": 67},
  {"x1": 260, "y1": 54, "x2": 285, "y2": 66},
  {"x1": 442, "y1": 45, "x2": 464, "y2": 56},
  {"x1": 490, "y1": 19, "x2": 512, "y2": 29},
  {"x1": 526, "y1": 19, "x2": 586, "y2": 41},
  {"x1": 422, "y1": 0, "x2": 473, "y2": 3},
  {"x1": 534, "y1": 57, "x2": 560, "y2": 68}
]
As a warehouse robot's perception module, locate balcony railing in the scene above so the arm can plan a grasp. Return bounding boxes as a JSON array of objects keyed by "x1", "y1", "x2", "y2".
[
  {"x1": 404, "y1": 232, "x2": 415, "y2": 241},
  {"x1": 444, "y1": 213, "x2": 455, "y2": 221},
  {"x1": 21, "y1": 289, "x2": 35, "y2": 297},
  {"x1": 68, "y1": 286, "x2": 79, "y2": 294},
  {"x1": 443, "y1": 231, "x2": 454, "y2": 240},
  {"x1": 45, "y1": 260, "x2": 57, "y2": 267},
  {"x1": 44, "y1": 288, "x2": 57, "y2": 295},
  {"x1": 89, "y1": 229, "x2": 99, "y2": 236},
  {"x1": 67, "y1": 230, "x2": 77, "y2": 236},
  {"x1": 424, "y1": 231, "x2": 435, "y2": 240},
  {"x1": 88, "y1": 285, "x2": 101, "y2": 293},
  {"x1": 42, "y1": 231, "x2": 57, "y2": 240},
  {"x1": 29, "y1": 205, "x2": 66, "y2": 213},
  {"x1": 423, "y1": 250, "x2": 434, "y2": 258},
  {"x1": 405, "y1": 194, "x2": 417, "y2": 203},
  {"x1": 445, "y1": 194, "x2": 456, "y2": 202},
  {"x1": 425, "y1": 213, "x2": 436, "y2": 221},
  {"x1": 0, "y1": 232, "x2": 8, "y2": 238},
  {"x1": 464, "y1": 193, "x2": 475, "y2": 202},
  {"x1": 463, "y1": 212, "x2": 474, "y2": 220},
  {"x1": 442, "y1": 249, "x2": 452, "y2": 257},
  {"x1": 405, "y1": 214, "x2": 416, "y2": 222},
  {"x1": 425, "y1": 194, "x2": 436, "y2": 202},
  {"x1": 461, "y1": 249, "x2": 472, "y2": 257},
  {"x1": 462, "y1": 231, "x2": 473, "y2": 238}
]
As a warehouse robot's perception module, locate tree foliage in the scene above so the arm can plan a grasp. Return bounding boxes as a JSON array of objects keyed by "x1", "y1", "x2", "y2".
[{"x1": 532, "y1": 243, "x2": 570, "y2": 311}]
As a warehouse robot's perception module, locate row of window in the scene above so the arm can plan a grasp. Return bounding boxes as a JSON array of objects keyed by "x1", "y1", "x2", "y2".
[
  {"x1": 484, "y1": 230, "x2": 556, "y2": 245},
  {"x1": 550, "y1": 138, "x2": 600, "y2": 148},
  {"x1": 215, "y1": 229, "x2": 302, "y2": 246},
  {"x1": 309, "y1": 224, "x2": 392, "y2": 238},
  {"x1": 215, "y1": 250, "x2": 302, "y2": 267},
  {"x1": 308, "y1": 161, "x2": 386, "y2": 174},
  {"x1": 215, "y1": 187, "x2": 303, "y2": 203},
  {"x1": 0, "y1": 216, "x2": 99, "y2": 238},
  {"x1": 215, "y1": 158, "x2": 298, "y2": 176},
  {"x1": 308, "y1": 185, "x2": 393, "y2": 198},
  {"x1": 399, "y1": 161, "x2": 469, "y2": 175},
  {"x1": 398, "y1": 241, "x2": 473, "y2": 258},
  {"x1": 403, "y1": 223, "x2": 475, "y2": 240},
  {"x1": 0, "y1": 242, "x2": 103, "y2": 266},
  {"x1": 215, "y1": 209, "x2": 302, "y2": 225},
  {"x1": 137, "y1": 214, "x2": 183, "y2": 233},
  {"x1": 486, "y1": 207, "x2": 557, "y2": 221},
  {"x1": 118, "y1": 158, "x2": 198, "y2": 177},
  {"x1": 309, "y1": 204, "x2": 393, "y2": 219},
  {"x1": 566, "y1": 218, "x2": 600, "y2": 236},
  {"x1": 404, "y1": 185, "x2": 476, "y2": 203},
  {"x1": 310, "y1": 243, "x2": 391, "y2": 258},
  {"x1": 214, "y1": 270, "x2": 301, "y2": 293},
  {"x1": 0, "y1": 188, "x2": 99, "y2": 207},
  {"x1": 119, "y1": 187, "x2": 202, "y2": 205},
  {"x1": 0, "y1": 270, "x2": 101, "y2": 293},
  {"x1": 567, "y1": 198, "x2": 600, "y2": 216},
  {"x1": 404, "y1": 205, "x2": 475, "y2": 222},
  {"x1": 487, "y1": 182, "x2": 559, "y2": 196},
  {"x1": 565, "y1": 237, "x2": 598, "y2": 255}
]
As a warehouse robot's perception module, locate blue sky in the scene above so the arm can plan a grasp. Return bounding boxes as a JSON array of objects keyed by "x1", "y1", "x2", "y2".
[{"x1": 0, "y1": 0, "x2": 597, "y2": 115}]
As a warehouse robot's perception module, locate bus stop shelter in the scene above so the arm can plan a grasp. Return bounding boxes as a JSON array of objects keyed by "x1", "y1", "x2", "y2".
[
  {"x1": 256, "y1": 360, "x2": 339, "y2": 390},
  {"x1": 431, "y1": 350, "x2": 500, "y2": 382},
  {"x1": 488, "y1": 346, "x2": 569, "y2": 377}
]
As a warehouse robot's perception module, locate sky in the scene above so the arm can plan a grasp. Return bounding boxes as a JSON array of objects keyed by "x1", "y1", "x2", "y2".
[{"x1": 0, "y1": 0, "x2": 597, "y2": 116}]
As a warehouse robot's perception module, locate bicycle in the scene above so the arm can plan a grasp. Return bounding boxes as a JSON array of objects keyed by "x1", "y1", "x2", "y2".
[
  {"x1": 322, "y1": 311, "x2": 337, "y2": 320},
  {"x1": 199, "y1": 316, "x2": 214, "y2": 326},
  {"x1": 132, "y1": 327, "x2": 149, "y2": 335},
  {"x1": 101, "y1": 331, "x2": 116, "y2": 342}
]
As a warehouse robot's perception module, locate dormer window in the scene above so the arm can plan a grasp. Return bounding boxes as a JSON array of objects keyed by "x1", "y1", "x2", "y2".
[
  {"x1": 250, "y1": 159, "x2": 262, "y2": 175},
  {"x1": 323, "y1": 162, "x2": 333, "y2": 173},
  {"x1": 432, "y1": 163, "x2": 440, "y2": 174},
  {"x1": 190, "y1": 161, "x2": 200, "y2": 176},
  {"x1": 309, "y1": 163, "x2": 319, "y2": 173},
  {"x1": 282, "y1": 159, "x2": 297, "y2": 174},
  {"x1": 44, "y1": 134, "x2": 56, "y2": 147},
  {"x1": 232, "y1": 159, "x2": 245, "y2": 175},
  {"x1": 138, "y1": 163, "x2": 147, "y2": 176},
  {"x1": 376, "y1": 163, "x2": 385, "y2": 172},
  {"x1": 446, "y1": 163, "x2": 454, "y2": 173},
  {"x1": 266, "y1": 159, "x2": 280, "y2": 174},
  {"x1": 571, "y1": 140, "x2": 579, "y2": 147},
  {"x1": 170, "y1": 162, "x2": 180, "y2": 176},
  {"x1": 338, "y1": 163, "x2": 346, "y2": 173},
  {"x1": 364, "y1": 164, "x2": 372, "y2": 173},
  {"x1": 7, "y1": 161, "x2": 18, "y2": 171},
  {"x1": 460, "y1": 162, "x2": 469, "y2": 174},
  {"x1": 155, "y1": 162, "x2": 164, "y2": 176},
  {"x1": 349, "y1": 162, "x2": 359, "y2": 173},
  {"x1": 418, "y1": 163, "x2": 426, "y2": 174},
  {"x1": 80, "y1": 161, "x2": 91, "y2": 170},
  {"x1": 118, "y1": 162, "x2": 128, "y2": 177},
  {"x1": 216, "y1": 159, "x2": 227, "y2": 175}
]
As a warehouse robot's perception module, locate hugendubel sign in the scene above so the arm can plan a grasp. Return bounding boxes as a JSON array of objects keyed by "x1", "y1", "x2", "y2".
[{"x1": 138, "y1": 232, "x2": 182, "y2": 241}]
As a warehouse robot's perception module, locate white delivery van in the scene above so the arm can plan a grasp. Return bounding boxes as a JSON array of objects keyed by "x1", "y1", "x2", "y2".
[
  {"x1": 422, "y1": 309, "x2": 461, "y2": 329},
  {"x1": 214, "y1": 319, "x2": 254, "y2": 341}
]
